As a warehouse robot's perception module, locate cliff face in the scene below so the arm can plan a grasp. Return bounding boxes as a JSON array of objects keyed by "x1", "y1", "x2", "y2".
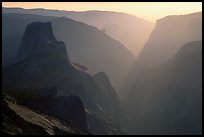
[
  {"x1": 124, "y1": 41, "x2": 202, "y2": 134},
  {"x1": 2, "y1": 7, "x2": 154, "y2": 58},
  {"x1": 94, "y1": 72, "x2": 127, "y2": 126},
  {"x1": 18, "y1": 22, "x2": 68, "y2": 61},
  {"x1": 2, "y1": 97, "x2": 90, "y2": 135},
  {"x1": 2, "y1": 22, "x2": 90, "y2": 134},
  {"x1": 24, "y1": 95, "x2": 89, "y2": 131},
  {"x1": 2, "y1": 21, "x2": 127, "y2": 135},
  {"x1": 137, "y1": 12, "x2": 202, "y2": 68},
  {"x1": 2, "y1": 13, "x2": 135, "y2": 92}
]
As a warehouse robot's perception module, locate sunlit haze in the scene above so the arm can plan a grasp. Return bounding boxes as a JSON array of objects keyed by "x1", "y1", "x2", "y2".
[
  {"x1": 2, "y1": 2, "x2": 202, "y2": 23},
  {"x1": 2, "y1": 1, "x2": 202, "y2": 135}
]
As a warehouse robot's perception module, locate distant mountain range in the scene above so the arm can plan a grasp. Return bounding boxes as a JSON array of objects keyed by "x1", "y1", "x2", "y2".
[
  {"x1": 137, "y1": 12, "x2": 202, "y2": 68},
  {"x1": 2, "y1": 12, "x2": 135, "y2": 91},
  {"x1": 120, "y1": 11, "x2": 202, "y2": 96},
  {"x1": 123, "y1": 41, "x2": 202, "y2": 134},
  {"x1": 119, "y1": 11, "x2": 202, "y2": 135},
  {"x1": 2, "y1": 8, "x2": 202, "y2": 135},
  {"x1": 2, "y1": 21, "x2": 127, "y2": 135},
  {"x1": 2, "y1": 7, "x2": 154, "y2": 58}
]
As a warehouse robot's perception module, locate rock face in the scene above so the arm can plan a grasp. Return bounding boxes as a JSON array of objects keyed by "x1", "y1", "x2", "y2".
[
  {"x1": 137, "y1": 12, "x2": 202, "y2": 68},
  {"x1": 86, "y1": 109, "x2": 127, "y2": 135},
  {"x1": 124, "y1": 41, "x2": 202, "y2": 134},
  {"x1": 2, "y1": 13, "x2": 135, "y2": 92},
  {"x1": 24, "y1": 95, "x2": 89, "y2": 131},
  {"x1": 94, "y1": 72, "x2": 127, "y2": 126},
  {"x1": 2, "y1": 21, "x2": 127, "y2": 135},
  {"x1": 2, "y1": 7, "x2": 154, "y2": 58},
  {"x1": 2, "y1": 98, "x2": 90, "y2": 135},
  {"x1": 18, "y1": 22, "x2": 68, "y2": 61}
]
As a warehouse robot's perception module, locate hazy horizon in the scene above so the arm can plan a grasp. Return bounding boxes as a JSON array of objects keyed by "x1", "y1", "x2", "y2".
[
  {"x1": 2, "y1": 3, "x2": 202, "y2": 135},
  {"x1": 2, "y1": 2, "x2": 202, "y2": 23}
]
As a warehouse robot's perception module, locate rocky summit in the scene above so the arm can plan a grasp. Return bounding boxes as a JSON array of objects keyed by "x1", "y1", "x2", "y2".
[
  {"x1": 18, "y1": 22, "x2": 68, "y2": 61},
  {"x1": 3, "y1": 21, "x2": 127, "y2": 135}
]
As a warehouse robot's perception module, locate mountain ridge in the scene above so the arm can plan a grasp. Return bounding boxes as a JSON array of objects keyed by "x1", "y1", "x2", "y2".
[
  {"x1": 124, "y1": 41, "x2": 202, "y2": 134},
  {"x1": 2, "y1": 12, "x2": 135, "y2": 91},
  {"x1": 3, "y1": 21, "x2": 127, "y2": 135},
  {"x1": 137, "y1": 11, "x2": 202, "y2": 68},
  {"x1": 2, "y1": 7, "x2": 154, "y2": 58}
]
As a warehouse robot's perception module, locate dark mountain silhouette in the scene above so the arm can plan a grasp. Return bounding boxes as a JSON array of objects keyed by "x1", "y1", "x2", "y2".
[
  {"x1": 2, "y1": 13, "x2": 135, "y2": 91},
  {"x1": 2, "y1": 93, "x2": 90, "y2": 135},
  {"x1": 123, "y1": 41, "x2": 202, "y2": 135},
  {"x1": 24, "y1": 95, "x2": 89, "y2": 131},
  {"x1": 137, "y1": 12, "x2": 202, "y2": 68},
  {"x1": 2, "y1": 21, "x2": 127, "y2": 135},
  {"x1": 2, "y1": 7, "x2": 154, "y2": 58},
  {"x1": 2, "y1": 13, "x2": 56, "y2": 67},
  {"x1": 18, "y1": 22, "x2": 68, "y2": 61},
  {"x1": 93, "y1": 72, "x2": 127, "y2": 126},
  {"x1": 3, "y1": 8, "x2": 201, "y2": 135},
  {"x1": 119, "y1": 11, "x2": 202, "y2": 97}
]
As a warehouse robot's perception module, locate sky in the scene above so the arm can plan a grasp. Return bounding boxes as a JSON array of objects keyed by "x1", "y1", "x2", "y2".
[{"x1": 2, "y1": 2, "x2": 202, "y2": 23}]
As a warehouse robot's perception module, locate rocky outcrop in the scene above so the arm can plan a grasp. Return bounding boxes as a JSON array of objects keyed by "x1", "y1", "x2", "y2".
[
  {"x1": 2, "y1": 21, "x2": 127, "y2": 135},
  {"x1": 24, "y1": 95, "x2": 89, "y2": 131},
  {"x1": 18, "y1": 22, "x2": 68, "y2": 61},
  {"x1": 3, "y1": 7, "x2": 154, "y2": 58},
  {"x1": 94, "y1": 72, "x2": 127, "y2": 126},
  {"x1": 86, "y1": 109, "x2": 127, "y2": 135},
  {"x1": 2, "y1": 99, "x2": 90, "y2": 135},
  {"x1": 2, "y1": 13, "x2": 135, "y2": 92},
  {"x1": 94, "y1": 72, "x2": 114, "y2": 96}
]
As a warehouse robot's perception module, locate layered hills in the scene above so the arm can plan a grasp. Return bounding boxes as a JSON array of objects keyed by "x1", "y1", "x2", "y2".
[
  {"x1": 2, "y1": 21, "x2": 127, "y2": 135},
  {"x1": 137, "y1": 12, "x2": 202, "y2": 68},
  {"x1": 2, "y1": 7, "x2": 154, "y2": 58},
  {"x1": 2, "y1": 12, "x2": 135, "y2": 91},
  {"x1": 124, "y1": 41, "x2": 202, "y2": 134}
]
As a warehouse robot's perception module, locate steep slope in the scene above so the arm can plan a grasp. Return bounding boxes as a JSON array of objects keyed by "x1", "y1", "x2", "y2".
[
  {"x1": 86, "y1": 109, "x2": 127, "y2": 135},
  {"x1": 23, "y1": 95, "x2": 89, "y2": 131},
  {"x1": 2, "y1": 21, "x2": 127, "y2": 135},
  {"x1": 2, "y1": 13, "x2": 56, "y2": 67},
  {"x1": 2, "y1": 96, "x2": 90, "y2": 135},
  {"x1": 18, "y1": 22, "x2": 68, "y2": 61},
  {"x1": 2, "y1": 7, "x2": 154, "y2": 58},
  {"x1": 124, "y1": 41, "x2": 202, "y2": 134},
  {"x1": 2, "y1": 13, "x2": 135, "y2": 91},
  {"x1": 137, "y1": 12, "x2": 202, "y2": 68},
  {"x1": 93, "y1": 72, "x2": 127, "y2": 126}
]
